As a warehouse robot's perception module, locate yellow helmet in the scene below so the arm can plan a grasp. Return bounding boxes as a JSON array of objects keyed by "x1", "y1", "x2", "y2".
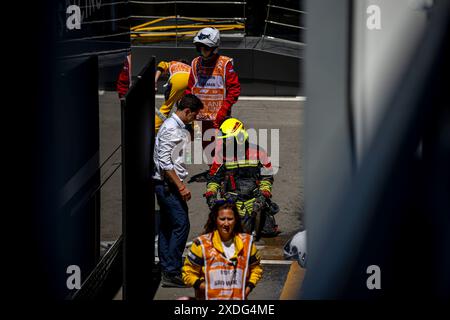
[{"x1": 218, "y1": 118, "x2": 249, "y2": 145}]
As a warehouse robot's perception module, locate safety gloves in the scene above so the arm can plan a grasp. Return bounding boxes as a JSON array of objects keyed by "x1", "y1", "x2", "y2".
[{"x1": 260, "y1": 190, "x2": 272, "y2": 199}]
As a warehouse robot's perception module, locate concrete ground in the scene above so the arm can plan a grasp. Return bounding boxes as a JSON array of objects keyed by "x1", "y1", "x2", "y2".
[{"x1": 98, "y1": 91, "x2": 305, "y2": 300}]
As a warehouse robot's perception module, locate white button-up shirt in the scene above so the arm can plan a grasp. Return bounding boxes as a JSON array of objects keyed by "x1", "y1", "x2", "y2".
[{"x1": 153, "y1": 113, "x2": 190, "y2": 181}]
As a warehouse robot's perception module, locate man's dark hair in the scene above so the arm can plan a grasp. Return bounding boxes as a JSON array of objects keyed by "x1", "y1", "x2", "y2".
[{"x1": 178, "y1": 94, "x2": 203, "y2": 112}]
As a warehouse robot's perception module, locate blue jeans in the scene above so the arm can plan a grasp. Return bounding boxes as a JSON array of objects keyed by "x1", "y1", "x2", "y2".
[{"x1": 155, "y1": 182, "x2": 190, "y2": 275}]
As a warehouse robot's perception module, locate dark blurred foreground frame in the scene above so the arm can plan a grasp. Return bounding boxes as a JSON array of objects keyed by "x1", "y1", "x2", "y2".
[
  {"x1": 303, "y1": 0, "x2": 450, "y2": 299},
  {"x1": 21, "y1": 0, "x2": 139, "y2": 300},
  {"x1": 121, "y1": 57, "x2": 158, "y2": 301}
]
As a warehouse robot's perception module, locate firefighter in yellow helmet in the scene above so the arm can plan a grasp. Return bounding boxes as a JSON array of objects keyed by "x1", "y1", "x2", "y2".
[{"x1": 204, "y1": 118, "x2": 278, "y2": 238}]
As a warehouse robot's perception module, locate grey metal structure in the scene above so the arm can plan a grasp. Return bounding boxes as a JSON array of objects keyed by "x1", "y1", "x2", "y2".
[
  {"x1": 130, "y1": 0, "x2": 247, "y2": 47},
  {"x1": 303, "y1": 0, "x2": 450, "y2": 299}
]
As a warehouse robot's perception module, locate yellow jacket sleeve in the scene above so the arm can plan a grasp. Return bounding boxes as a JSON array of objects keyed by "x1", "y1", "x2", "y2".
[
  {"x1": 247, "y1": 243, "x2": 263, "y2": 286},
  {"x1": 182, "y1": 240, "x2": 205, "y2": 287}
]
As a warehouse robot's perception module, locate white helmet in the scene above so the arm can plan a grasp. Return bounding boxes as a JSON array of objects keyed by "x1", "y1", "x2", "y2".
[
  {"x1": 283, "y1": 230, "x2": 307, "y2": 268},
  {"x1": 193, "y1": 27, "x2": 220, "y2": 48}
]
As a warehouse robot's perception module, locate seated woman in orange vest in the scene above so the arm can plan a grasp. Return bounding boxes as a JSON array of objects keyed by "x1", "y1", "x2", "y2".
[
  {"x1": 182, "y1": 202, "x2": 263, "y2": 300},
  {"x1": 154, "y1": 59, "x2": 191, "y2": 132}
]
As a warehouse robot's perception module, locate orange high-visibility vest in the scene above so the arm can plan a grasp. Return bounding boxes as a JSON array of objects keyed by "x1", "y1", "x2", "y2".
[
  {"x1": 168, "y1": 61, "x2": 191, "y2": 79},
  {"x1": 198, "y1": 232, "x2": 253, "y2": 300},
  {"x1": 191, "y1": 55, "x2": 233, "y2": 121}
]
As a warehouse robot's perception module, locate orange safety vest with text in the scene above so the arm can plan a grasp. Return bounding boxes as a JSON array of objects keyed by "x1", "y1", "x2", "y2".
[
  {"x1": 198, "y1": 232, "x2": 253, "y2": 300},
  {"x1": 127, "y1": 54, "x2": 132, "y2": 87},
  {"x1": 191, "y1": 55, "x2": 233, "y2": 121}
]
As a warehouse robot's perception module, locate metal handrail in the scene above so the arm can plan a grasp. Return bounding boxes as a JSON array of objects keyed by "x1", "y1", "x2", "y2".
[
  {"x1": 58, "y1": 1, "x2": 127, "y2": 11},
  {"x1": 265, "y1": 20, "x2": 305, "y2": 30},
  {"x1": 262, "y1": 0, "x2": 304, "y2": 49},
  {"x1": 81, "y1": 17, "x2": 130, "y2": 25},
  {"x1": 175, "y1": 2, "x2": 178, "y2": 46},
  {"x1": 58, "y1": 48, "x2": 129, "y2": 60},
  {"x1": 131, "y1": 15, "x2": 246, "y2": 21},
  {"x1": 135, "y1": 23, "x2": 244, "y2": 32},
  {"x1": 58, "y1": 32, "x2": 130, "y2": 43},
  {"x1": 130, "y1": 1, "x2": 247, "y2": 46},
  {"x1": 70, "y1": 236, "x2": 123, "y2": 300},
  {"x1": 131, "y1": 26, "x2": 243, "y2": 38},
  {"x1": 81, "y1": 1, "x2": 127, "y2": 9},
  {"x1": 132, "y1": 15, "x2": 244, "y2": 30}
]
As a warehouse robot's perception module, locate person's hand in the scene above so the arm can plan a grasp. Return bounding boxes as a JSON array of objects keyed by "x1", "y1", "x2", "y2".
[
  {"x1": 261, "y1": 190, "x2": 272, "y2": 199},
  {"x1": 179, "y1": 184, "x2": 191, "y2": 201},
  {"x1": 213, "y1": 106, "x2": 229, "y2": 128}
]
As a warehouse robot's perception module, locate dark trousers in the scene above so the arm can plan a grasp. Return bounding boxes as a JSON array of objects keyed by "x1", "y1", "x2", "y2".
[{"x1": 155, "y1": 182, "x2": 190, "y2": 275}]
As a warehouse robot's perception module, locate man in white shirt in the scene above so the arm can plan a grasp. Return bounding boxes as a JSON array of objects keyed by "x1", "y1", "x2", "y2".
[{"x1": 153, "y1": 94, "x2": 203, "y2": 287}]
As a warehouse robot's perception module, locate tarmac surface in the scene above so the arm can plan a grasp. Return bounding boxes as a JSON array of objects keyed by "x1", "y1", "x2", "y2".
[{"x1": 98, "y1": 91, "x2": 305, "y2": 300}]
